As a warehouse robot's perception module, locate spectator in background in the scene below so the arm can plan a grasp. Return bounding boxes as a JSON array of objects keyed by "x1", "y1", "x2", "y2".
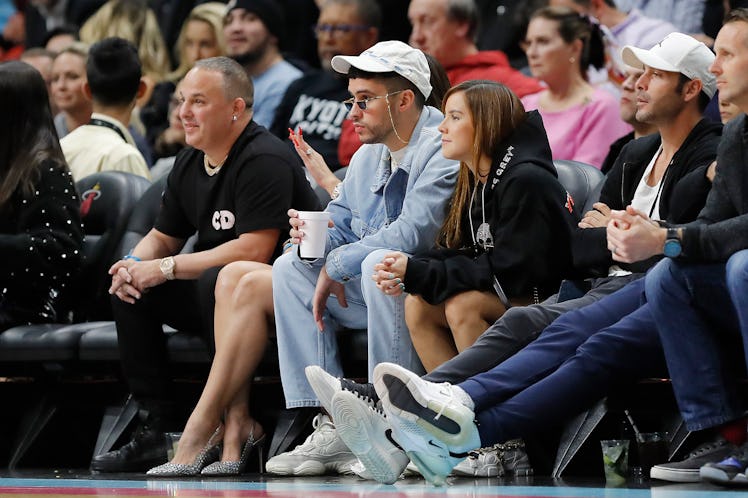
[
  {"x1": 20, "y1": 47, "x2": 57, "y2": 113},
  {"x1": 520, "y1": 6, "x2": 632, "y2": 168},
  {"x1": 0, "y1": 61, "x2": 84, "y2": 330},
  {"x1": 43, "y1": 24, "x2": 79, "y2": 52},
  {"x1": 271, "y1": 0, "x2": 380, "y2": 177},
  {"x1": 719, "y1": 94, "x2": 741, "y2": 124},
  {"x1": 408, "y1": 0, "x2": 543, "y2": 98},
  {"x1": 92, "y1": 56, "x2": 319, "y2": 474},
  {"x1": 551, "y1": 0, "x2": 677, "y2": 87},
  {"x1": 141, "y1": 2, "x2": 227, "y2": 156},
  {"x1": 60, "y1": 37, "x2": 149, "y2": 181},
  {"x1": 23, "y1": 0, "x2": 103, "y2": 49},
  {"x1": 50, "y1": 43, "x2": 91, "y2": 138},
  {"x1": 615, "y1": 0, "x2": 706, "y2": 37},
  {"x1": 600, "y1": 66, "x2": 658, "y2": 174},
  {"x1": 224, "y1": 0, "x2": 303, "y2": 128}
]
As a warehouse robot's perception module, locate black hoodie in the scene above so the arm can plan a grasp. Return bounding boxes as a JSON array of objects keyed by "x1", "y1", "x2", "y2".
[{"x1": 404, "y1": 111, "x2": 579, "y2": 305}]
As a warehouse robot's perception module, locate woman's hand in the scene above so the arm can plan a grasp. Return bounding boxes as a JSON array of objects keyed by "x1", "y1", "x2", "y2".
[
  {"x1": 372, "y1": 252, "x2": 408, "y2": 296},
  {"x1": 289, "y1": 127, "x2": 340, "y2": 194}
]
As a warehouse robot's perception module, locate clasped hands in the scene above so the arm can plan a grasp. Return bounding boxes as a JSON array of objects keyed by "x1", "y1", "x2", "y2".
[
  {"x1": 372, "y1": 252, "x2": 408, "y2": 297},
  {"x1": 606, "y1": 205, "x2": 665, "y2": 263},
  {"x1": 108, "y1": 259, "x2": 167, "y2": 304}
]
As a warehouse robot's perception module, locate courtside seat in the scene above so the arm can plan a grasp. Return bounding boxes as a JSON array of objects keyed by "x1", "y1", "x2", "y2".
[{"x1": 553, "y1": 160, "x2": 605, "y2": 215}]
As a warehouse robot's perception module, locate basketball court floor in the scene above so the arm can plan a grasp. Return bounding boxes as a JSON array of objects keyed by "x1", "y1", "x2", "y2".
[{"x1": 0, "y1": 471, "x2": 744, "y2": 497}]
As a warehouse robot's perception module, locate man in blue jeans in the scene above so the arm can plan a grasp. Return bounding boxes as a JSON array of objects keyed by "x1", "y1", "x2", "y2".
[
  {"x1": 265, "y1": 40, "x2": 458, "y2": 476},
  {"x1": 609, "y1": 9, "x2": 748, "y2": 486}
]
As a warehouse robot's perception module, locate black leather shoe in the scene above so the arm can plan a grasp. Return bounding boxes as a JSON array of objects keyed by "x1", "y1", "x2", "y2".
[{"x1": 91, "y1": 426, "x2": 169, "y2": 473}]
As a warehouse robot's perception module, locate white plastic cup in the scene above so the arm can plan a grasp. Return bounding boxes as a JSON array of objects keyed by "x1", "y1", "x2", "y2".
[{"x1": 298, "y1": 211, "x2": 331, "y2": 259}]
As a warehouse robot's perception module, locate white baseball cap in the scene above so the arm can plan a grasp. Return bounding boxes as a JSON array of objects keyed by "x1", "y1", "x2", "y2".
[
  {"x1": 331, "y1": 40, "x2": 432, "y2": 100},
  {"x1": 621, "y1": 32, "x2": 716, "y2": 98}
]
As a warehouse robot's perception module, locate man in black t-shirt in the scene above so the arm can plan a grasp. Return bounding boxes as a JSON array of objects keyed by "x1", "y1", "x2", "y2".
[{"x1": 91, "y1": 56, "x2": 319, "y2": 473}]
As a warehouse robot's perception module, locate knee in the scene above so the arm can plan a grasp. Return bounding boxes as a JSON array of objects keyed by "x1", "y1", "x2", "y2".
[
  {"x1": 233, "y1": 269, "x2": 272, "y2": 306},
  {"x1": 726, "y1": 250, "x2": 748, "y2": 291},
  {"x1": 360, "y1": 249, "x2": 391, "y2": 278},
  {"x1": 405, "y1": 294, "x2": 431, "y2": 331},
  {"x1": 644, "y1": 258, "x2": 679, "y2": 301},
  {"x1": 444, "y1": 292, "x2": 478, "y2": 330},
  {"x1": 215, "y1": 262, "x2": 245, "y2": 302}
]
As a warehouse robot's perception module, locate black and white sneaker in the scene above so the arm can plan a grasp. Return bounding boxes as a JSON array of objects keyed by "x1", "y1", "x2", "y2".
[
  {"x1": 700, "y1": 442, "x2": 748, "y2": 486},
  {"x1": 305, "y1": 365, "x2": 379, "y2": 415},
  {"x1": 650, "y1": 437, "x2": 735, "y2": 483},
  {"x1": 331, "y1": 390, "x2": 409, "y2": 484}
]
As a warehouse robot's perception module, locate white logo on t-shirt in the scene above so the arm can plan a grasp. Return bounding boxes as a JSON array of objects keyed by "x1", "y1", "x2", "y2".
[{"x1": 212, "y1": 210, "x2": 235, "y2": 230}]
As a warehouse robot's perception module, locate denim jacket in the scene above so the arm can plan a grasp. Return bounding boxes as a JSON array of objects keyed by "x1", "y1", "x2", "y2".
[{"x1": 323, "y1": 106, "x2": 459, "y2": 282}]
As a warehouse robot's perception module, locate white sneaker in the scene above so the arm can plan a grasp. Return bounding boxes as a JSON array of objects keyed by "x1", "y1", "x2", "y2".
[
  {"x1": 331, "y1": 390, "x2": 410, "y2": 484},
  {"x1": 452, "y1": 446, "x2": 504, "y2": 477},
  {"x1": 305, "y1": 365, "x2": 378, "y2": 415},
  {"x1": 373, "y1": 362, "x2": 481, "y2": 486},
  {"x1": 265, "y1": 413, "x2": 357, "y2": 476}
]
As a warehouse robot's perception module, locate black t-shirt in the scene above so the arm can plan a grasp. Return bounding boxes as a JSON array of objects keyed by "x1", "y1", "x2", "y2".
[{"x1": 155, "y1": 121, "x2": 320, "y2": 258}]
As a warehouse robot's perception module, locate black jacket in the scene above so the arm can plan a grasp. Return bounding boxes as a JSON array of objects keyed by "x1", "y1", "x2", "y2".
[
  {"x1": 574, "y1": 118, "x2": 722, "y2": 275},
  {"x1": 404, "y1": 111, "x2": 578, "y2": 304}
]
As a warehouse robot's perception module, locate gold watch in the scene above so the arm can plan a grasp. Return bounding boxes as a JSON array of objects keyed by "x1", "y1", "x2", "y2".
[{"x1": 159, "y1": 256, "x2": 176, "y2": 280}]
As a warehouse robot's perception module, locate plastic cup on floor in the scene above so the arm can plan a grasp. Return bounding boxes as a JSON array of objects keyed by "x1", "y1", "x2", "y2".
[{"x1": 601, "y1": 439, "x2": 629, "y2": 485}]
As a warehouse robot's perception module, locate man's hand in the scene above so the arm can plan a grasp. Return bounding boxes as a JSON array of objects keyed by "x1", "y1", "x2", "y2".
[
  {"x1": 579, "y1": 202, "x2": 612, "y2": 229},
  {"x1": 287, "y1": 208, "x2": 334, "y2": 246},
  {"x1": 312, "y1": 265, "x2": 347, "y2": 332},
  {"x1": 607, "y1": 206, "x2": 666, "y2": 263},
  {"x1": 372, "y1": 252, "x2": 408, "y2": 296},
  {"x1": 108, "y1": 259, "x2": 143, "y2": 304},
  {"x1": 127, "y1": 259, "x2": 169, "y2": 291}
]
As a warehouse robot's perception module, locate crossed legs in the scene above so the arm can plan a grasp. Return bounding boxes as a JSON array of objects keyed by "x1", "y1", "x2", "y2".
[{"x1": 169, "y1": 261, "x2": 274, "y2": 464}]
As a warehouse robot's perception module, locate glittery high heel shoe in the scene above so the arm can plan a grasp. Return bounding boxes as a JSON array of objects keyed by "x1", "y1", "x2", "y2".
[
  {"x1": 201, "y1": 430, "x2": 266, "y2": 476},
  {"x1": 146, "y1": 426, "x2": 222, "y2": 477}
]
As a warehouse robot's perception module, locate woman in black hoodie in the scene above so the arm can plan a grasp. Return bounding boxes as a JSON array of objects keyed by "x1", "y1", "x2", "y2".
[{"x1": 373, "y1": 80, "x2": 578, "y2": 372}]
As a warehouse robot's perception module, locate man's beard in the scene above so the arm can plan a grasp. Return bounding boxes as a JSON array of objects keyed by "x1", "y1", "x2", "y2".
[{"x1": 230, "y1": 37, "x2": 270, "y2": 68}]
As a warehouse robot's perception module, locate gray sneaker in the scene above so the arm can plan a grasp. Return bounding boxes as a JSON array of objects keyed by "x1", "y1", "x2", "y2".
[
  {"x1": 265, "y1": 413, "x2": 357, "y2": 476},
  {"x1": 500, "y1": 439, "x2": 534, "y2": 476},
  {"x1": 452, "y1": 445, "x2": 504, "y2": 477},
  {"x1": 650, "y1": 437, "x2": 735, "y2": 483}
]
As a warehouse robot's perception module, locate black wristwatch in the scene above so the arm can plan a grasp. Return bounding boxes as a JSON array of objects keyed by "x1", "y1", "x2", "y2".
[{"x1": 663, "y1": 227, "x2": 682, "y2": 258}]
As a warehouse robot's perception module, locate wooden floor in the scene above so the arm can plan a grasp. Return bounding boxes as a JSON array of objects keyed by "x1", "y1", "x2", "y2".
[{"x1": 0, "y1": 471, "x2": 745, "y2": 498}]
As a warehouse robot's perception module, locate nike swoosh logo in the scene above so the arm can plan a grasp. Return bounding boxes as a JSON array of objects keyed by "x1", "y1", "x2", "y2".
[
  {"x1": 385, "y1": 429, "x2": 405, "y2": 451},
  {"x1": 428, "y1": 439, "x2": 469, "y2": 459}
]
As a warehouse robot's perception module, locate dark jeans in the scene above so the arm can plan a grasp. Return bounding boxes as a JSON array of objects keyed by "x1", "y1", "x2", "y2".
[
  {"x1": 646, "y1": 252, "x2": 748, "y2": 431},
  {"x1": 458, "y1": 278, "x2": 666, "y2": 446},
  {"x1": 111, "y1": 266, "x2": 220, "y2": 411},
  {"x1": 425, "y1": 274, "x2": 641, "y2": 384}
]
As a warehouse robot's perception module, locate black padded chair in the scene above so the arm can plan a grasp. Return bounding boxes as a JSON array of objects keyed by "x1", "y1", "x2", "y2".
[
  {"x1": 0, "y1": 171, "x2": 150, "y2": 468},
  {"x1": 553, "y1": 160, "x2": 606, "y2": 216}
]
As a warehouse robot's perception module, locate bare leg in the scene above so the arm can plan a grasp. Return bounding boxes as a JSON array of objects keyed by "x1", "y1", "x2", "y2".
[
  {"x1": 170, "y1": 262, "x2": 273, "y2": 464},
  {"x1": 405, "y1": 294, "x2": 454, "y2": 373},
  {"x1": 444, "y1": 291, "x2": 507, "y2": 352}
]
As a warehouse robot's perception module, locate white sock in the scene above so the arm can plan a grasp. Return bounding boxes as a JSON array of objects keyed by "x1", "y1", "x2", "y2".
[{"x1": 453, "y1": 385, "x2": 475, "y2": 411}]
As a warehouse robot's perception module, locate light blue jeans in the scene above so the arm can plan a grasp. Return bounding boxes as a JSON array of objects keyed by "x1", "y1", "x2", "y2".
[{"x1": 272, "y1": 248, "x2": 423, "y2": 408}]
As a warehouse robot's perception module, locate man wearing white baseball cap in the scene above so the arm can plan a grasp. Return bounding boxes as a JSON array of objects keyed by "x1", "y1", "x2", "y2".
[{"x1": 267, "y1": 40, "x2": 459, "y2": 476}]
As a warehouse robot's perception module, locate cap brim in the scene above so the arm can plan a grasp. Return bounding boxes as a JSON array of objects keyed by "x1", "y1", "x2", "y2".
[
  {"x1": 621, "y1": 45, "x2": 680, "y2": 73},
  {"x1": 331, "y1": 54, "x2": 393, "y2": 75}
]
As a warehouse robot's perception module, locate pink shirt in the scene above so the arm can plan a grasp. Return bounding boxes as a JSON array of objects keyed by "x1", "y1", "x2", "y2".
[{"x1": 521, "y1": 88, "x2": 632, "y2": 169}]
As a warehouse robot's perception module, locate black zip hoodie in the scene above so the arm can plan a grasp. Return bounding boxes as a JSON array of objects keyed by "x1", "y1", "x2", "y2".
[
  {"x1": 574, "y1": 118, "x2": 721, "y2": 275},
  {"x1": 404, "y1": 111, "x2": 578, "y2": 305}
]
